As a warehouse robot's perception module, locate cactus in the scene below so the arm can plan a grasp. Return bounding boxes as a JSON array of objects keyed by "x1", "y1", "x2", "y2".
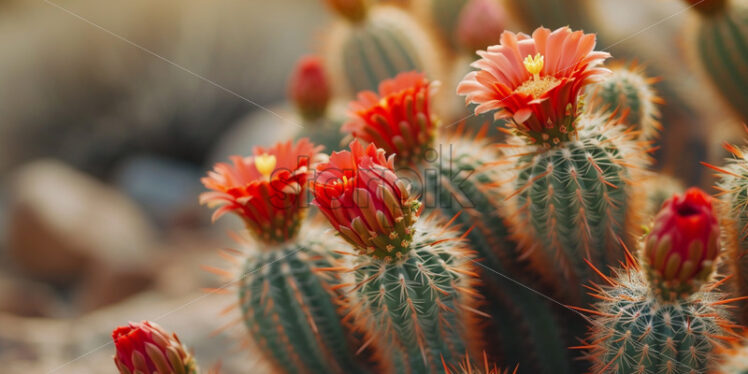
[
  {"x1": 503, "y1": 0, "x2": 597, "y2": 33},
  {"x1": 582, "y1": 189, "x2": 740, "y2": 374},
  {"x1": 686, "y1": 0, "x2": 748, "y2": 123},
  {"x1": 112, "y1": 321, "x2": 199, "y2": 374},
  {"x1": 237, "y1": 228, "x2": 371, "y2": 374},
  {"x1": 585, "y1": 64, "x2": 663, "y2": 141},
  {"x1": 458, "y1": 27, "x2": 650, "y2": 303},
  {"x1": 411, "y1": 0, "x2": 468, "y2": 49},
  {"x1": 342, "y1": 71, "x2": 575, "y2": 373},
  {"x1": 502, "y1": 119, "x2": 645, "y2": 302},
  {"x1": 312, "y1": 140, "x2": 479, "y2": 373},
  {"x1": 323, "y1": 5, "x2": 443, "y2": 96},
  {"x1": 200, "y1": 139, "x2": 372, "y2": 374},
  {"x1": 703, "y1": 141, "x2": 748, "y2": 325}
]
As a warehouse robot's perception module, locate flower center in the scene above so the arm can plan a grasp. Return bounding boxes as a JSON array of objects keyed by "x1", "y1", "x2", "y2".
[
  {"x1": 255, "y1": 153, "x2": 277, "y2": 179},
  {"x1": 517, "y1": 53, "x2": 560, "y2": 98}
]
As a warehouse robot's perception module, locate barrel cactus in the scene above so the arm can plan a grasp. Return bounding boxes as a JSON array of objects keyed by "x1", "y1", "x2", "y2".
[
  {"x1": 583, "y1": 188, "x2": 740, "y2": 374},
  {"x1": 200, "y1": 139, "x2": 373, "y2": 374}
]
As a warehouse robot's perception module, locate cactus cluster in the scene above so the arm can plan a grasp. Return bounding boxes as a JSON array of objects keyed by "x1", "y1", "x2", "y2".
[
  {"x1": 106, "y1": 3, "x2": 748, "y2": 373},
  {"x1": 686, "y1": 0, "x2": 748, "y2": 123}
]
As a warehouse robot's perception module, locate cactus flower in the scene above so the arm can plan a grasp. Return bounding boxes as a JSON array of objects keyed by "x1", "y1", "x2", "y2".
[
  {"x1": 112, "y1": 321, "x2": 196, "y2": 374},
  {"x1": 200, "y1": 139, "x2": 323, "y2": 244},
  {"x1": 313, "y1": 140, "x2": 420, "y2": 260},
  {"x1": 643, "y1": 187, "x2": 720, "y2": 300},
  {"x1": 457, "y1": 26, "x2": 610, "y2": 146},
  {"x1": 289, "y1": 55, "x2": 331, "y2": 121},
  {"x1": 456, "y1": 0, "x2": 506, "y2": 52},
  {"x1": 342, "y1": 71, "x2": 437, "y2": 166}
]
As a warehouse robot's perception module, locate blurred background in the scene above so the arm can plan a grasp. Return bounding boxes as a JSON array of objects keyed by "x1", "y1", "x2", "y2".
[{"x1": 0, "y1": 0, "x2": 744, "y2": 372}]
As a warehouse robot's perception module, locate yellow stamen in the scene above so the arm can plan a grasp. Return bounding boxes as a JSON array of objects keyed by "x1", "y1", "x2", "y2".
[
  {"x1": 255, "y1": 153, "x2": 277, "y2": 179},
  {"x1": 523, "y1": 53, "x2": 544, "y2": 81}
]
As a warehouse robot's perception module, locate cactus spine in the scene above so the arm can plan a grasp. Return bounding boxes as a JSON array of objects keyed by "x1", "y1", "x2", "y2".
[
  {"x1": 238, "y1": 229, "x2": 371, "y2": 374},
  {"x1": 586, "y1": 64, "x2": 663, "y2": 141},
  {"x1": 687, "y1": 0, "x2": 748, "y2": 123},
  {"x1": 324, "y1": 5, "x2": 442, "y2": 96}
]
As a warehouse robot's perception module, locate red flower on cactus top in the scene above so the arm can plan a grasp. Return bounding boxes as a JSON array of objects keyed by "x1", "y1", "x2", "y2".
[
  {"x1": 200, "y1": 139, "x2": 322, "y2": 244},
  {"x1": 342, "y1": 71, "x2": 437, "y2": 166},
  {"x1": 113, "y1": 321, "x2": 196, "y2": 374},
  {"x1": 643, "y1": 187, "x2": 720, "y2": 300},
  {"x1": 313, "y1": 140, "x2": 420, "y2": 261},
  {"x1": 289, "y1": 55, "x2": 331, "y2": 121},
  {"x1": 457, "y1": 26, "x2": 610, "y2": 146}
]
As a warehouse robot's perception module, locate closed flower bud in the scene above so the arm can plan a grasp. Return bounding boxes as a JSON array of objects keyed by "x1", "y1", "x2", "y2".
[
  {"x1": 112, "y1": 321, "x2": 197, "y2": 374},
  {"x1": 643, "y1": 187, "x2": 720, "y2": 300},
  {"x1": 289, "y1": 55, "x2": 331, "y2": 121},
  {"x1": 313, "y1": 140, "x2": 420, "y2": 260}
]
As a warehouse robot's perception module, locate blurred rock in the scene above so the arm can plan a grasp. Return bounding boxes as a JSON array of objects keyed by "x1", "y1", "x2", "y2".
[
  {"x1": 0, "y1": 274, "x2": 61, "y2": 317},
  {"x1": 0, "y1": 291, "x2": 272, "y2": 373},
  {"x1": 7, "y1": 160, "x2": 156, "y2": 295},
  {"x1": 0, "y1": 0, "x2": 330, "y2": 176},
  {"x1": 113, "y1": 155, "x2": 205, "y2": 229}
]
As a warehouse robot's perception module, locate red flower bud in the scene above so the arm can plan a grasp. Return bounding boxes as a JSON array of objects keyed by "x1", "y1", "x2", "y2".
[
  {"x1": 112, "y1": 321, "x2": 196, "y2": 374},
  {"x1": 456, "y1": 0, "x2": 506, "y2": 52},
  {"x1": 313, "y1": 140, "x2": 420, "y2": 260},
  {"x1": 289, "y1": 55, "x2": 331, "y2": 121},
  {"x1": 643, "y1": 187, "x2": 720, "y2": 299}
]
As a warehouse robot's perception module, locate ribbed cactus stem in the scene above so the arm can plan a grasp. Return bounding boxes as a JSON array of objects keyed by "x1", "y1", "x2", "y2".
[
  {"x1": 585, "y1": 266, "x2": 734, "y2": 374},
  {"x1": 426, "y1": 129, "x2": 574, "y2": 373},
  {"x1": 238, "y1": 231, "x2": 371, "y2": 374},
  {"x1": 502, "y1": 117, "x2": 645, "y2": 303},
  {"x1": 324, "y1": 6, "x2": 441, "y2": 96},
  {"x1": 704, "y1": 141, "x2": 748, "y2": 324},
  {"x1": 586, "y1": 64, "x2": 662, "y2": 141},
  {"x1": 349, "y1": 218, "x2": 476, "y2": 374},
  {"x1": 689, "y1": 0, "x2": 748, "y2": 123}
]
